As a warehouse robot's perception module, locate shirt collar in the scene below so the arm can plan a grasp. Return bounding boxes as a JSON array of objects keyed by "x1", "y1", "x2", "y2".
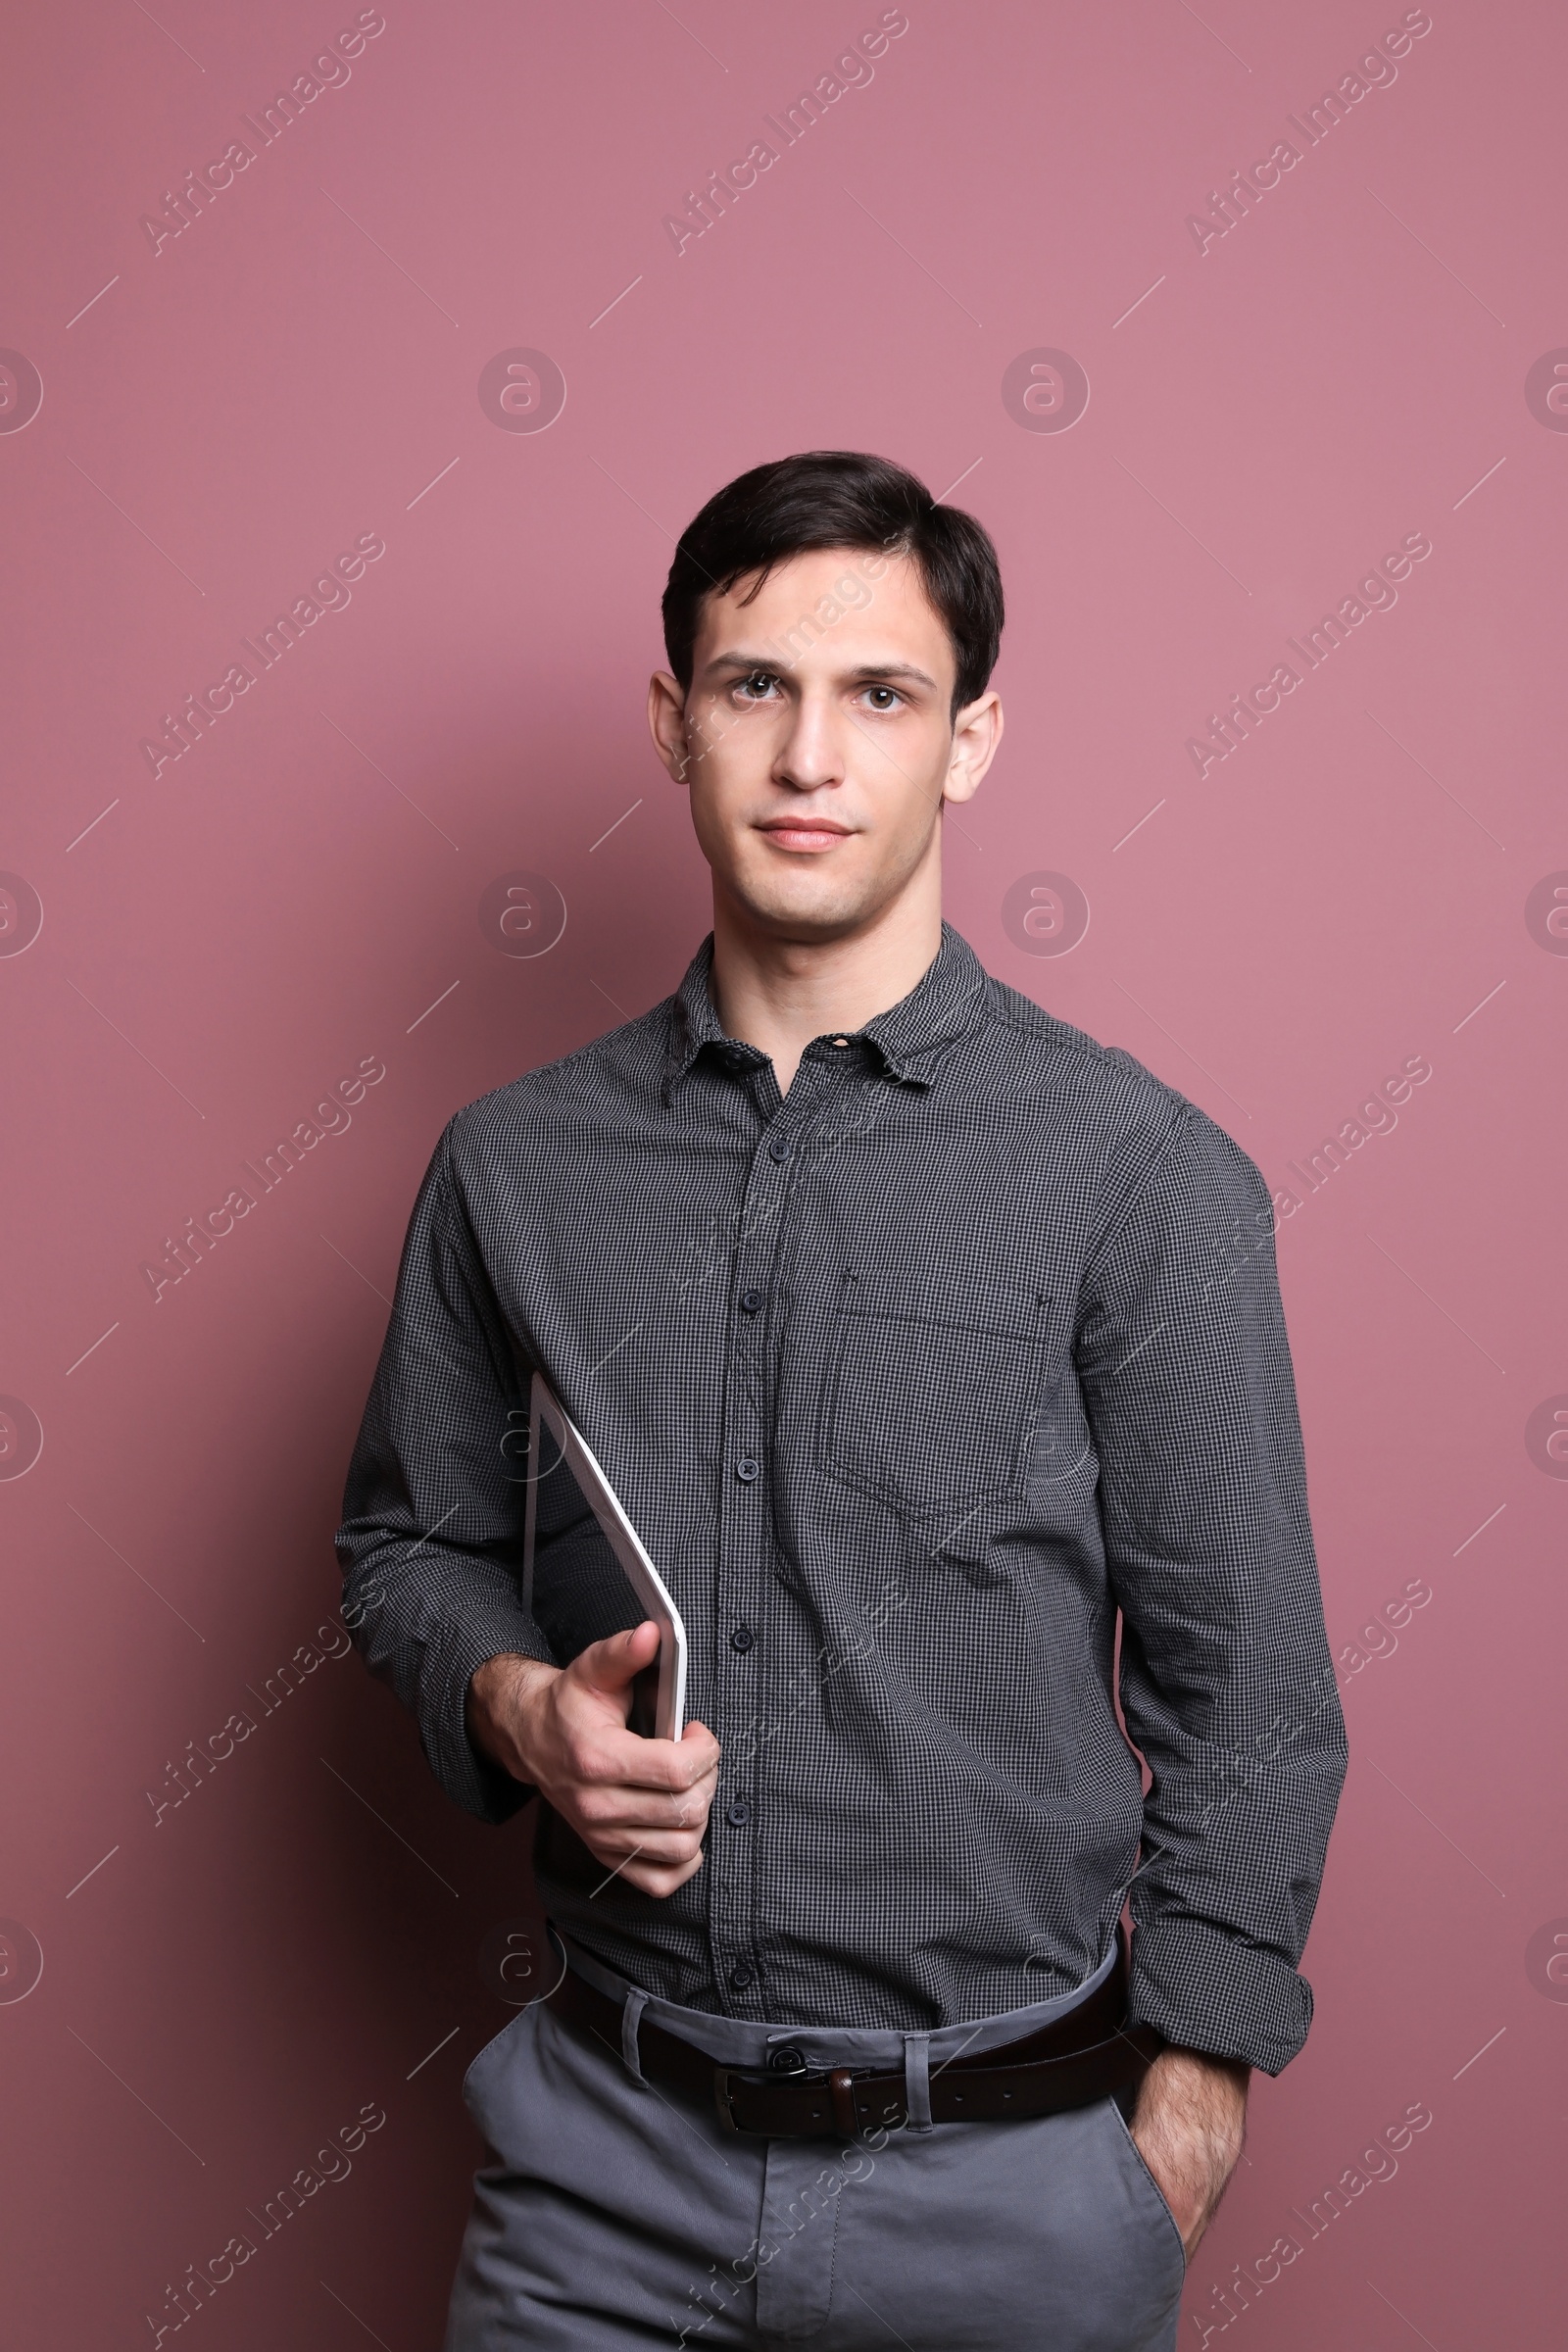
[{"x1": 662, "y1": 921, "x2": 989, "y2": 1101}]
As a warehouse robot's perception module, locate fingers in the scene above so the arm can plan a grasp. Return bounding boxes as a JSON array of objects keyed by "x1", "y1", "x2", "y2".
[
  {"x1": 559, "y1": 1702, "x2": 720, "y2": 1795},
  {"x1": 584, "y1": 1821, "x2": 708, "y2": 1869},
  {"x1": 571, "y1": 1621, "x2": 662, "y2": 1697},
  {"x1": 567, "y1": 1751, "x2": 717, "y2": 1895},
  {"x1": 572, "y1": 1778, "x2": 715, "y2": 1840},
  {"x1": 539, "y1": 1642, "x2": 722, "y2": 1902},
  {"x1": 576, "y1": 1810, "x2": 711, "y2": 1897},
  {"x1": 607, "y1": 1728, "x2": 721, "y2": 1792},
  {"x1": 564, "y1": 1632, "x2": 720, "y2": 1781},
  {"x1": 614, "y1": 1851, "x2": 707, "y2": 1898}
]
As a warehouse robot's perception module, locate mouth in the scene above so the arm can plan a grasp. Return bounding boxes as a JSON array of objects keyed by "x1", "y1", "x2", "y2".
[{"x1": 755, "y1": 817, "x2": 855, "y2": 854}]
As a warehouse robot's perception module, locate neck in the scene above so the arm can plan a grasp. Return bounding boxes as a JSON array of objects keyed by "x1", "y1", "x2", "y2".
[{"x1": 709, "y1": 870, "x2": 943, "y2": 1094}]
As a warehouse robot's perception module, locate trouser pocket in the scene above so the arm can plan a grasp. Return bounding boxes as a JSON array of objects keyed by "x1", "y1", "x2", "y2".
[{"x1": 1103, "y1": 2094, "x2": 1188, "y2": 2279}]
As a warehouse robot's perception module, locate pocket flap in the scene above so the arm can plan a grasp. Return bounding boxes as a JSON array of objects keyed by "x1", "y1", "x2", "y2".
[{"x1": 837, "y1": 1269, "x2": 1054, "y2": 1342}]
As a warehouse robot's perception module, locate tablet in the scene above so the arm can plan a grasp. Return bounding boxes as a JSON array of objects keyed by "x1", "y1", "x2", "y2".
[{"x1": 520, "y1": 1372, "x2": 687, "y2": 1742}]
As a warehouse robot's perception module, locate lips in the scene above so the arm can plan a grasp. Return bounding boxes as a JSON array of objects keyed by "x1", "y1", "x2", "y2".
[{"x1": 756, "y1": 818, "x2": 854, "y2": 850}]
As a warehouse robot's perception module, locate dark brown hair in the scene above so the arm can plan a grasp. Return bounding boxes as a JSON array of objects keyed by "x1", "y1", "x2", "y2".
[{"x1": 662, "y1": 451, "x2": 1004, "y2": 718}]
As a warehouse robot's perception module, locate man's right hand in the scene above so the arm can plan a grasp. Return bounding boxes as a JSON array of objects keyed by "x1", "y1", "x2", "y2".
[{"x1": 466, "y1": 1623, "x2": 720, "y2": 1897}]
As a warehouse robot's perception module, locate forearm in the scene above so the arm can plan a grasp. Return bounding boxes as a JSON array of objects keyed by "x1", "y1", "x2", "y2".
[
  {"x1": 1130, "y1": 2045, "x2": 1251, "y2": 2255},
  {"x1": 466, "y1": 1651, "x2": 558, "y2": 1785}
]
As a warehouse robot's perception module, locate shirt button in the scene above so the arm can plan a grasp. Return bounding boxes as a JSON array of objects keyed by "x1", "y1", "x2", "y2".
[
  {"x1": 740, "y1": 1288, "x2": 764, "y2": 1314},
  {"x1": 726, "y1": 1799, "x2": 751, "y2": 1827},
  {"x1": 735, "y1": 1457, "x2": 760, "y2": 1482},
  {"x1": 766, "y1": 1137, "x2": 792, "y2": 1163},
  {"x1": 729, "y1": 1963, "x2": 756, "y2": 1991},
  {"x1": 730, "y1": 1624, "x2": 755, "y2": 1652}
]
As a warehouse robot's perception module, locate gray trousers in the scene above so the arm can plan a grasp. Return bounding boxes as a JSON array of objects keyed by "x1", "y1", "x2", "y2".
[{"x1": 443, "y1": 1936, "x2": 1186, "y2": 2351}]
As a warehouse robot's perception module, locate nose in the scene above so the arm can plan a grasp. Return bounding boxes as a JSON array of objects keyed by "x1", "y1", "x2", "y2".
[{"x1": 774, "y1": 689, "x2": 844, "y2": 793}]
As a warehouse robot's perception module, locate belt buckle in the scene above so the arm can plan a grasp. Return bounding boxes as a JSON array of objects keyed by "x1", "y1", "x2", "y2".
[
  {"x1": 714, "y1": 2039, "x2": 826, "y2": 2135},
  {"x1": 713, "y1": 2062, "x2": 814, "y2": 2135},
  {"x1": 715, "y1": 2062, "x2": 897, "y2": 2140},
  {"x1": 712, "y1": 2064, "x2": 756, "y2": 2134}
]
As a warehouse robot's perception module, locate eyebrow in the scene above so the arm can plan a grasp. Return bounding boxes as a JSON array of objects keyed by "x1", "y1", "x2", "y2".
[{"x1": 701, "y1": 651, "x2": 940, "y2": 691}]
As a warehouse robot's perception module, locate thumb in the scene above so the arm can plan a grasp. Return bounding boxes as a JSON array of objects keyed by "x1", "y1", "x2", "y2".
[{"x1": 571, "y1": 1620, "x2": 661, "y2": 1701}]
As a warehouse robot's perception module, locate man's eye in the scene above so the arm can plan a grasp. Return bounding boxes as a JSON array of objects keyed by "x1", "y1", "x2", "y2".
[
  {"x1": 736, "y1": 670, "x2": 777, "y2": 701},
  {"x1": 865, "y1": 686, "x2": 901, "y2": 710}
]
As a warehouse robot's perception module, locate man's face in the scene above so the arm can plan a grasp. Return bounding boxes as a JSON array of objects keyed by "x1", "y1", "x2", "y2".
[{"x1": 648, "y1": 548, "x2": 1001, "y2": 942}]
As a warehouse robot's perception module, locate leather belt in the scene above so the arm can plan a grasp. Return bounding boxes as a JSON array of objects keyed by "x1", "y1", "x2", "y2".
[{"x1": 547, "y1": 1935, "x2": 1163, "y2": 2139}]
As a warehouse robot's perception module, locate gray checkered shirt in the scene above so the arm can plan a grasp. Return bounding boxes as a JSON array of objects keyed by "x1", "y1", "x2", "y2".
[{"x1": 336, "y1": 924, "x2": 1347, "y2": 2072}]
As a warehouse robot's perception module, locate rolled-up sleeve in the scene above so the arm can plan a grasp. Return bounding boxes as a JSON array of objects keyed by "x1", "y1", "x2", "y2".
[
  {"x1": 1076, "y1": 1101, "x2": 1348, "y2": 2076},
  {"x1": 334, "y1": 1120, "x2": 554, "y2": 1824}
]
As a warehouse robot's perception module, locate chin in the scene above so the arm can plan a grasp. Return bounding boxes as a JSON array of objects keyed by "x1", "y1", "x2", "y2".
[{"x1": 734, "y1": 870, "x2": 885, "y2": 939}]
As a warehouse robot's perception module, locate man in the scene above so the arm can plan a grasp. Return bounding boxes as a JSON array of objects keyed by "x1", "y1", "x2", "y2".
[{"x1": 336, "y1": 451, "x2": 1348, "y2": 2350}]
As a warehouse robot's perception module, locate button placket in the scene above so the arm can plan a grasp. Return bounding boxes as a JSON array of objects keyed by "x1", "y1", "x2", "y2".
[
  {"x1": 709, "y1": 1112, "x2": 804, "y2": 2010},
  {"x1": 710, "y1": 1064, "x2": 851, "y2": 2008}
]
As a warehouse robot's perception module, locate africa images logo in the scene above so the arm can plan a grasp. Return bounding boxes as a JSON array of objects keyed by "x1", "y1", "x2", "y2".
[
  {"x1": 0, "y1": 350, "x2": 44, "y2": 434},
  {"x1": 477, "y1": 350, "x2": 567, "y2": 434}
]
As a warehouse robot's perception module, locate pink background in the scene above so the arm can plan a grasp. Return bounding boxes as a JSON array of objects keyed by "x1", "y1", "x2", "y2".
[{"x1": 2, "y1": 2, "x2": 1563, "y2": 2343}]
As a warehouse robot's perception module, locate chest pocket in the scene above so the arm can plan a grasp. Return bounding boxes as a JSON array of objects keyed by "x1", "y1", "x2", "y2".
[{"x1": 816, "y1": 1271, "x2": 1061, "y2": 1515}]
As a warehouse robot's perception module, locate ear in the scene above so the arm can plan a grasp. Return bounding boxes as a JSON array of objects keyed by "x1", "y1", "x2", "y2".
[
  {"x1": 944, "y1": 691, "x2": 1004, "y2": 806},
  {"x1": 648, "y1": 671, "x2": 691, "y2": 785}
]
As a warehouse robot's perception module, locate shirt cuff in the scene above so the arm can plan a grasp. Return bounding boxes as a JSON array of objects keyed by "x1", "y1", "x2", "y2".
[
  {"x1": 420, "y1": 1603, "x2": 558, "y2": 1827},
  {"x1": 1127, "y1": 1911, "x2": 1316, "y2": 2077}
]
